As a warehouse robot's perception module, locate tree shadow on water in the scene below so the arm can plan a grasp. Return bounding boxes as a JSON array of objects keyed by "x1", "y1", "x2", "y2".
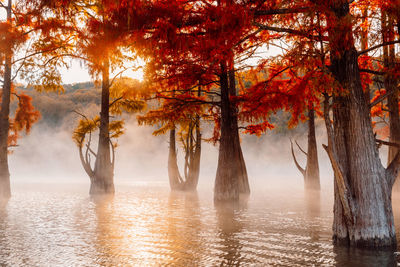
[
  {"x1": 214, "y1": 199, "x2": 248, "y2": 266},
  {"x1": 333, "y1": 246, "x2": 397, "y2": 267}
]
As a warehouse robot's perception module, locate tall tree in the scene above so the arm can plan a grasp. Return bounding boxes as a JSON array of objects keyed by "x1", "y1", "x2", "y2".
[
  {"x1": 50, "y1": 0, "x2": 147, "y2": 194},
  {"x1": 0, "y1": 0, "x2": 70, "y2": 198},
  {"x1": 250, "y1": 0, "x2": 400, "y2": 247},
  {"x1": 290, "y1": 108, "x2": 320, "y2": 191},
  {"x1": 123, "y1": 0, "x2": 254, "y2": 200}
]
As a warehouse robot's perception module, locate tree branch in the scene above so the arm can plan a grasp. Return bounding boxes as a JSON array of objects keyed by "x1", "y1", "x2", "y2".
[
  {"x1": 295, "y1": 140, "x2": 307, "y2": 156},
  {"x1": 376, "y1": 139, "x2": 400, "y2": 148},
  {"x1": 253, "y1": 22, "x2": 329, "y2": 41},
  {"x1": 386, "y1": 150, "x2": 400, "y2": 188},
  {"x1": 368, "y1": 89, "x2": 395, "y2": 109},
  {"x1": 358, "y1": 40, "x2": 400, "y2": 56},
  {"x1": 359, "y1": 68, "x2": 385, "y2": 76},
  {"x1": 290, "y1": 139, "x2": 306, "y2": 177},
  {"x1": 109, "y1": 96, "x2": 123, "y2": 108},
  {"x1": 254, "y1": 7, "x2": 311, "y2": 16},
  {"x1": 323, "y1": 144, "x2": 355, "y2": 225}
]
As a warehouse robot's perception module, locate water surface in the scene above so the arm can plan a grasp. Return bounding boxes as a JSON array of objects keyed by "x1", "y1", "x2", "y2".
[{"x1": 0, "y1": 183, "x2": 398, "y2": 266}]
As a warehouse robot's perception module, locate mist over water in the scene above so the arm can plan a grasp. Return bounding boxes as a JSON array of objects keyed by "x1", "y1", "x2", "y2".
[
  {"x1": 4, "y1": 115, "x2": 400, "y2": 266},
  {"x1": 1, "y1": 184, "x2": 399, "y2": 266},
  {"x1": 9, "y1": 111, "x2": 333, "y2": 190}
]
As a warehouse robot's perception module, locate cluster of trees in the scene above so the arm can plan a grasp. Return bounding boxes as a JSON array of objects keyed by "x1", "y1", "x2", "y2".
[{"x1": 2, "y1": 0, "x2": 400, "y2": 248}]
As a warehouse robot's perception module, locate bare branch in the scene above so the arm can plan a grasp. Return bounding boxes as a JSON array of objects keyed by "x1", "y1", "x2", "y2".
[
  {"x1": 358, "y1": 40, "x2": 400, "y2": 56},
  {"x1": 359, "y1": 68, "x2": 385, "y2": 76},
  {"x1": 295, "y1": 140, "x2": 307, "y2": 155},
  {"x1": 376, "y1": 139, "x2": 400, "y2": 148},
  {"x1": 386, "y1": 149, "x2": 400, "y2": 188},
  {"x1": 0, "y1": 1, "x2": 7, "y2": 10},
  {"x1": 290, "y1": 139, "x2": 306, "y2": 176},
  {"x1": 323, "y1": 144, "x2": 355, "y2": 225},
  {"x1": 253, "y1": 22, "x2": 329, "y2": 41},
  {"x1": 72, "y1": 110, "x2": 89, "y2": 121},
  {"x1": 368, "y1": 89, "x2": 395, "y2": 109},
  {"x1": 12, "y1": 47, "x2": 64, "y2": 65},
  {"x1": 254, "y1": 7, "x2": 311, "y2": 16}
]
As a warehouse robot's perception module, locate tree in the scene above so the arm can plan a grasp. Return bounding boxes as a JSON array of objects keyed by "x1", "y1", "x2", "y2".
[
  {"x1": 46, "y1": 0, "x2": 148, "y2": 194},
  {"x1": 0, "y1": 0, "x2": 70, "y2": 198},
  {"x1": 249, "y1": 0, "x2": 400, "y2": 247},
  {"x1": 290, "y1": 108, "x2": 320, "y2": 191},
  {"x1": 118, "y1": 0, "x2": 254, "y2": 200},
  {"x1": 138, "y1": 85, "x2": 202, "y2": 191}
]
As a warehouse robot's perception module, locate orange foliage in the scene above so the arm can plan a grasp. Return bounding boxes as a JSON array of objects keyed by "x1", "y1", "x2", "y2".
[{"x1": 0, "y1": 88, "x2": 40, "y2": 150}]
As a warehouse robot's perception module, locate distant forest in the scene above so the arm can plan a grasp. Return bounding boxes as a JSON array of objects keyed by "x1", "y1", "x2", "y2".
[{"x1": 14, "y1": 81, "x2": 312, "y2": 139}]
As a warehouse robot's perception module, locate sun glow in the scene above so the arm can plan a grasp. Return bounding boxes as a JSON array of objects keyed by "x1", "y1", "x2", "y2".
[
  {"x1": 120, "y1": 58, "x2": 146, "y2": 82},
  {"x1": 60, "y1": 57, "x2": 146, "y2": 84}
]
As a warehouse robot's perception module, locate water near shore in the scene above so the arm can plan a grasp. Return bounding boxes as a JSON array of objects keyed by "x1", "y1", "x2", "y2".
[{"x1": 0, "y1": 183, "x2": 398, "y2": 266}]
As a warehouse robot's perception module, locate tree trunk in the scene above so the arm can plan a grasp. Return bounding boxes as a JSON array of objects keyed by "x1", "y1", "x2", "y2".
[
  {"x1": 184, "y1": 116, "x2": 201, "y2": 191},
  {"x1": 304, "y1": 109, "x2": 320, "y2": 191},
  {"x1": 291, "y1": 109, "x2": 320, "y2": 190},
  {"x1": 168, "y1": 121, "x2": 201, "y2": 191},
  {"x1": 168, "y1": 128, "x2": 184, "y2": 190},
  {"x1": 324, "y1": 3, "x2": 397, "y2": 247},
  {"x1": 90, "y1": 60, "x2": 114, "y2": 195},
  {"x1": 382, "y1": 13, "x2": 400, "y2": 192},
  {"x1": 0, "y1": 0, "x2": 13, "y2": 199},
  {"x1": 214, "y1": 61, "x2": 249, "y2": 201}
]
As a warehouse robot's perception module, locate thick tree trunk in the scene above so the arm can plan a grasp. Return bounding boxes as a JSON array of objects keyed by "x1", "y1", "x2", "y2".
[
  {"x1": 324, "y1": 3, "x2": 397, "y2": 247},
  {"x1": 0, "y1": 0, "x2": 13, "y2": 199},
  {"x1": 214, "y1": 61, "x2": 249, "y2": 201},
  {"x1": 90, "y1": 61, "x2": 114, "y2": 195},
  {"x1": 304, "y1": 109, "x2": 320, "y2": 191},
  {"x1": 228, "y1": 67, "x2": 250, "y2": 195}
]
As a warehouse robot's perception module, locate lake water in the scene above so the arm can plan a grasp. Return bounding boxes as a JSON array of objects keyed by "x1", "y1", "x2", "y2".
[{"x1": 0, "y1": 183, "x2": 399, "y2": 266}]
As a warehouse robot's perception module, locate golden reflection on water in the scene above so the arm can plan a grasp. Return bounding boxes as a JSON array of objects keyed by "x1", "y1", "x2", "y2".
[
  {"x1": 0, "y1": 184, "x2": 400, "y2": 266},
  {"x1": 304, "y1": 190, "x2": 321, "y2": 242},
  {"x1": 215, "y1": 200, "x2": 247, "y2": 266}
]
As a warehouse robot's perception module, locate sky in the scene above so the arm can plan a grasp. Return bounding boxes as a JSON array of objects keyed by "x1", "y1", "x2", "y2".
[{"x1": 60, "y1": 59, "x2": 145, "y2": 84}]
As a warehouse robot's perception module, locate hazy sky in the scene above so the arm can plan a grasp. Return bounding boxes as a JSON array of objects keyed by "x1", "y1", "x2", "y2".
[{"x1": 60, "y1": 59, "x2": 145, "y2": 84}]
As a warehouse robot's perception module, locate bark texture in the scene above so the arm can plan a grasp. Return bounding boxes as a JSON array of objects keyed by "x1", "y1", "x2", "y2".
[
  {"x1": 305, "y1": 109, "x2": 320, "y2": 190},
  {"x1": 0, "y1": 0, "x2": 13, "y2": 199},
  {"x1": 382, "y1": 13, "x2": 400, "y2": 192},
  {"x1": 323, "y1": 3, "x2": 398, "y2": 248},
  {"x1": 168, "y1": 120, "x2": 201, "y2": 191},
  {"x1": 291, "y1": 109, "x2": 320, "y2": 191},
  {"x1": 214, "y1": 61, "x2": 249, "y2": 201},
  {"x1": 90, "y1": 61, "x2": 115, "y2": 195}
]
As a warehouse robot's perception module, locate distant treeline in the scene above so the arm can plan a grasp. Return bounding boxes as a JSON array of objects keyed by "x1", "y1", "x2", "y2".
[{"x1": 15, "y1": 82, "x2": 101, "y2": 128}]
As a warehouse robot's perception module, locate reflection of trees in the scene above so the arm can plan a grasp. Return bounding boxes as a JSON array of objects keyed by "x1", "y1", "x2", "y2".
[
  {"x1": 165, "y1": 191, "x2": 203, "y2": 266},
  {"x1": 333, "y1": 246, "x2": 396, "y2": 267},
  {"x1": 0, "y1": 201, "x2": 9, "y2": 265},
  {"x1": 304, "y1": 190, "x2": 321, "y2": 242},
  {"x1": 90, "y1": 195, "x2": 125, "y2": 266},
  {"x1": 215, "y1": 200, "x2": 247, "y2": 266}
]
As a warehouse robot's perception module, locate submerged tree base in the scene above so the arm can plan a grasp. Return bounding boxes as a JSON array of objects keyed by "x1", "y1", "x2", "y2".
[
  {"x1": 0, "y1": 175, "x2": 11, "y2": 200},
  {"x1": 89, "y1": 179, "x2": 115, "y2": 195},
  {"x1": 333, "y1": 236, "x2": 397, "y2": 249}
]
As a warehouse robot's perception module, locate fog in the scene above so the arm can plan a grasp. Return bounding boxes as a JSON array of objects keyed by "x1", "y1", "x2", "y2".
[
  {"x1": 9, "y1": 112, "x2": 335, "y2": 194},
  {"x1": 6, "y1": 100, "x2": 400, "y2": 267}
]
